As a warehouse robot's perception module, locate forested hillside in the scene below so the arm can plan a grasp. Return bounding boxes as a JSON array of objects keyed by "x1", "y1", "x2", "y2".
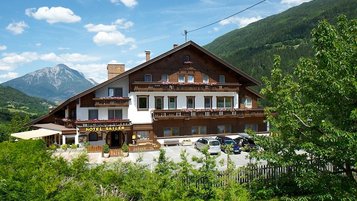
[
  {"x1": 0, "y1": 85, "x2": 54, "y2": 122},
  {"x1": 205, "y1": 0, "x2": 357, "y2": 81}
]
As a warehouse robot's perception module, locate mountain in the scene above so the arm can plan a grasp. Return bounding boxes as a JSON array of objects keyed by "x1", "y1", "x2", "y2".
[
  {"x1": 2, "y1": 64, "x2": 96, "y2": 102},
  {"x1": 205, "y1": 0, "x2": 357, "y2": 83},
  {"x1": 0, "y1": 85, "x2": 54, "y2": 122}
]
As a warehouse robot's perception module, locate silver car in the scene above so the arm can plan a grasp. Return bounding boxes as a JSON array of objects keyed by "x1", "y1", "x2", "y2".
[{"x1": 194, "y1": 138, "x2": 221, "y2": 154}]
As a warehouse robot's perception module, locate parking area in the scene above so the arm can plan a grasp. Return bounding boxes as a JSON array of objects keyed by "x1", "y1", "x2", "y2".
[{"x1": 125, "y1": 145, "x2": 265, "y2": 171}]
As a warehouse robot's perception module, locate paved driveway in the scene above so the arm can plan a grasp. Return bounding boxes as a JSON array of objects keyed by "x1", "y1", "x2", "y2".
[{"x1": 125, "y1": 145, "x2": 265, "y2": 171}]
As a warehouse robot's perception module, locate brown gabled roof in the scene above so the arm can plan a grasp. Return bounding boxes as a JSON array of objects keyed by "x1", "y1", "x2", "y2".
[{"x1": 32, "y1": 40, "x2": 261, "y2": 124}]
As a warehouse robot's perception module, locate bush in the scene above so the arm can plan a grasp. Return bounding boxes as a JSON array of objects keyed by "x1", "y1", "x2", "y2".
[
  {"x1": 103, "y1": 144, "x2": 110, "y2": 153},
  {"x1": 49, "y1": 144, "x2": 57, "y2": 150},
  {"x1": 70, "y1": 144, "x2": 77, "y2": 149},
  {"x1": 122, "y1": 143, "x2": 129, "y2": 152},
  {"x1": 61, "y1": 144, "x2": 68, "y2": 151},
  {"x1": 83, "y1": 141, "x2": 90, "y2": 148}
]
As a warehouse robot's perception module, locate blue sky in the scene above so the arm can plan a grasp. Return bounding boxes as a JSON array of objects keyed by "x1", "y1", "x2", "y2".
[{"x1": 0, "y1": 0, "x2": 310, "y2": 83}]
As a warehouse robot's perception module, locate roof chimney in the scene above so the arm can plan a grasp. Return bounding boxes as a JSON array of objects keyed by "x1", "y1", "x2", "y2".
[
  {"x1": 107, "y1": 64, "x2": 125, "y2": 80},
  {"x1": 145, "y1": 50, "x2": 150, "y2": 61},
  {"x1": 173, "y1": 44, "x2": 178, "y2": 49}
]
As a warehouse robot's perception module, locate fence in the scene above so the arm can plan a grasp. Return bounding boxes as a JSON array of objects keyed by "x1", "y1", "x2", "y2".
[{"x1": 87, "y1": 145, "x2": 103, "y2": 153}]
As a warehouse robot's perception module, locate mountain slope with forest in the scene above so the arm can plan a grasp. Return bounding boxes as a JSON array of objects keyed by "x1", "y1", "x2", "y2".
[
  {"x1": 0, "y1": 85, "x2": 54, "y2": 122},
  {"x1": 205, "y1": 0, "x2": 357, "y2": 82}
]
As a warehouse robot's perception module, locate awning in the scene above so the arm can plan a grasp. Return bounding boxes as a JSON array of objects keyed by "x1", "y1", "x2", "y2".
[{"x1": 11, "y1": 128, "x2": 60, "y2": 140}]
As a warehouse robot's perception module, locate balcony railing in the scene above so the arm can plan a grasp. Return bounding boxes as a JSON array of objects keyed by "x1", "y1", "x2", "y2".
[
  {"x1": 132, "y1": 81, "x2": 241, "y2": 92},
  {"x1": 152, "y1": 108, "x2": 265, "y2": 121},
  {"x1": 75, "y1": 119, "x2": 132, "y2": 126},
  {"x1": 93, "y1": 97, "x2": 130, "y2": 107}
]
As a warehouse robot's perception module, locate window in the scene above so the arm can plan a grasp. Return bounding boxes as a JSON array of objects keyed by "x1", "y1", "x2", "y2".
[
  {"x1": 202, "y1": 74, "x2": 209, "y2": 84},
  {"x1": 219, "y1": 75, "x2": 225, "y2": 83},
  {"x1": 137, "y1": 131, "x2": 149, "y2": 140},
  {"x1": 161, "y1": 74, "x2": 168, "y2": 82},
  {"x1": 163, "y1": 127, "x2": 179, "y2": 136},
  {"x1": 204, "y1": 96, "x2": 212, "y2": 108},
  {"x1": 244, "y1": 97, "x2": 253, "y2": 108},
  {"x1": 187, "y1": 75, "x2": 194, "y2": 83},
  {"x1": 186, "y1": 96, "x2": 195, "y2": 109},
  {"x1": 217, "y1": 125, "x2": 232, "y2": 134},
  {"x1": 178, "y1": 74, "x2": 185, "y2": 83},
  {"x1": 217, "y1": 97, "x2": 233, "y2": 109},
  {"x1": 144, "y1": 74, "x2": 152, "y2": 82},
  {"x1": 245, "y1": 124, "x2": 258, "y2": 132},
  {"x1": 88, "y1": 109, "x2": 98, "y2": 120},
  {"x1": 155, "y1": 96, "x2": 163, "y2": 109},
  {"x1": 191, "y1": 126, "x2": 207, "y2": 135},
  {"x1": 88, "y1": 132, "x2": 98, "y2": 141},
  {"x1": 108, "y1": 87, "x2": 123, "y2": 97},
  {"x1": 108, "y1": 109, "x2": 122, "y2": 119},
  {"x1": 137, "y1": 96, "x2": 149, "y2": 110},
  {"x1": 168, "y1": 96, "x2": 177, "y2": 109}
]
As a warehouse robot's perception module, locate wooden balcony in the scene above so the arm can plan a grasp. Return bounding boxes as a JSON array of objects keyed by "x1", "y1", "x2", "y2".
[
  {"x1": 75, "y1": 119, "x2": 131, "y2": 126},
  {"x1": 132, "y1": 81, "x2": 241, "y2": 92},
  {"x1": 152, "y1": 108, "x2": 265, "y2": 121},
  {"x1": 93, "y1": 97, "x2": 130, "y2": 107}
]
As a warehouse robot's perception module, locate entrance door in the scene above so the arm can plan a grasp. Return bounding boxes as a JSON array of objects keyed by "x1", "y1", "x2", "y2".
[{"x1": 110, "y1": 131, "x2": 124, "y2": 148}]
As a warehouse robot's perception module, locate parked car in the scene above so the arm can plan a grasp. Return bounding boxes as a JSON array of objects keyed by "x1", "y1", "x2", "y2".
[
  {"x1": 194, "y1": 138, "x2": 221, "y2": 154},
  {"x1": 234, "y1": 133, "x2": 256, "y2": 151},
  {"x1": 215, "y1": 136, "x2": 241, "y2": 154}
]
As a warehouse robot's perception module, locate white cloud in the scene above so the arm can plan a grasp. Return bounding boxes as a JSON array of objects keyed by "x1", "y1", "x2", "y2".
[
  {"x1": 0, "y1": 72, "x2": 18, "y2": 79},
  {"x1": 84, "y1": 23, "x2": 117, "y2": 32},
  {"x1": 281, "y1": 0, "x2": 311, "y2": 6},
  {"x1": 35, "y1": 43, "x2": 42, "y2": 47},
  {"x1": 219, "y1": 16, "x2": 262, "y2": 28},
  {"x1": 93, "y1": 31, "x2": 135, "y2": 46},
  {"x1": 114, "y1": 18, "x2": 134, "y2": 29},
  {"x1": 6, "y1": 21, "x2": 29, "y2": 35},
  {"x1": 2, "y1": 52, "x2": 38, "y2": 64},
  {"x1": 110, "y1": 0, "x2": 138, "y2": 8},
  {"x1": 0, "y1": 45, "x2": 7, "y2": 51},
  {"x1": 71, "y1": 63, "x2": 108, "y2": 83},
  {"x1": 85, "y1": 19, "x2": 135, "y2": 47},
  {"x1": 25, "y1": 7, "x2": 81, "y2": 24}
]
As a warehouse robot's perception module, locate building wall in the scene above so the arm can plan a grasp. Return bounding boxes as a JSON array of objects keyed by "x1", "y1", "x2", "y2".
[
  {"x1": 128, "y1": 91, "x2": 239, "y2": 124},
  {"x1": 95, "y1": 76, "x2": 129, "y2": 97},
  {"x1": 76, "y1": 104, "x2": 129, "y2": 120}
]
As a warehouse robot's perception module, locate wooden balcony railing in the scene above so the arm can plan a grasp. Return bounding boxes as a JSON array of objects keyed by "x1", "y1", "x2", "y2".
[
  {"x1": 132, "y1": 81, "x2": 241, "y2": 92},
  {"x1": 93, "y1": 97, "x2": 130, "y2": 107},
  {"x1": 75, "y1": 119, "x2": 131, "y2": 126},
  {"x1": 152, "y1": 108, "x2": 265, "y2": 121}
]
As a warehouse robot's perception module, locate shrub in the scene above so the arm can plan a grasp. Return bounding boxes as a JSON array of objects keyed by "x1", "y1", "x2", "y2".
[
  {"x1": 70, "y1": 144, "x2": 77, "y2": 149},
  {"x1": 49, "y1": 144, "x2": 57, "y2": 150},
  {"x1": 103, "y1": 144, "x2": 110, "y2": 153},
  {"x1": 122, "y1": 143, "x2": 129, "y2": 152},
  {"x1": 83, "y1": 141, "x2": 90, "y2": 148},
  {"x1": 61, "y1": 144, "x2": 68, "y2": 151}
]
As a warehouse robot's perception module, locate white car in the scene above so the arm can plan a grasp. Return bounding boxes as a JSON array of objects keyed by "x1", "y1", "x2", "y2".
[{"x1": 194, "y1": 138, "x2": 221, "y2": 154}]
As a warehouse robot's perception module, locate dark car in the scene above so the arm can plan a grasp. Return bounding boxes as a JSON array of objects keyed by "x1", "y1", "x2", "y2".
[
  {"x1": 215, "y1": 136, "x2": 241, "y2": 154},
  {"x1": 234, "y1": 133, "x2": 256, "y2": 151}
]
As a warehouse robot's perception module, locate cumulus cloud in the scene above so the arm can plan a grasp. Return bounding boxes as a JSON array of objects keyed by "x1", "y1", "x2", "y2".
[
  {"x1": 219, "y1": 16, "x2": 262, "y2": 28},
  {"x1": 0, "y1": 52, "x2": 100, "y2": 72},
  {"x1": 281, "y1": 0, "x2": 311, "y2": 6},
  {"x1": 114, "y1": 18, "x2": 134, "y2": 29},
  {"x1": 110, "y1": 0, "x2": 138, "y2": 8},
  {"x1": 25, "y1": 7, "x2": 81, "y2": 24},
  {"x1": 85, "y1": 18, "x2": 135, "y2": 47},
  {"x1": 6, "y1": 21, "x2": 29, "y2": 35},
  {"x1": 93, "y1": 31, "x2": 135, "y2": 46},
  {"x1": 84, "y1": 24, "x2": 117, "y2": 32},
  {"x1": 0, "y1": 72, "x2": 18, "y2": 79},
  {"x1": 0, "y1": 45, "x2": 7, "y2": 51}
]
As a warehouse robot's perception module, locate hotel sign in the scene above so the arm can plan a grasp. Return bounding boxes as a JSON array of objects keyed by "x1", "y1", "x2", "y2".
[{"x1": 81, "y1": 126, "x2": 126, "y2": 132}]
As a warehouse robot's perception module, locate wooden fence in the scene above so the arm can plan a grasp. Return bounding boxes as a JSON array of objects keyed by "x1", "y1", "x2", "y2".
[{"x1": 87, "y1": 145, "x2": 103, "y2": 153}]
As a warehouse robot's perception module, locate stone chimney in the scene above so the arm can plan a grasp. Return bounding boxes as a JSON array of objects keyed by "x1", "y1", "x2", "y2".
[
  {"x1": 173, "y1": 44, "x2": 178, "y2": 49},
  {"x1": 145, "y1": 50, "x2": 150, "y2": 61},
  {"x1": 107, "y1": 64, "x2": 125, "y2": 80}
]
